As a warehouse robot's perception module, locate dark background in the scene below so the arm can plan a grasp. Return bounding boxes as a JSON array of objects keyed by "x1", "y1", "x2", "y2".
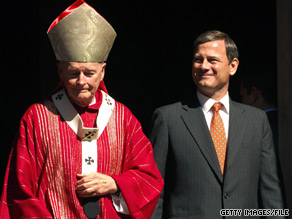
[{"x1": 0, "y1": 1, "x2": 276, "y2": 188}]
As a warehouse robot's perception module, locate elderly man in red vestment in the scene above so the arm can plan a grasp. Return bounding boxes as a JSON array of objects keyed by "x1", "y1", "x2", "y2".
[{"x1": 0, "y1": 1, "x2": 163, "y2": 218}]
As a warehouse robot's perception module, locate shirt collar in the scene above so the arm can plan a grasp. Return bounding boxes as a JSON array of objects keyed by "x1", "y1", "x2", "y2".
[{"x1": 197, "y1": 90, "x2": 230, "y2": 114}]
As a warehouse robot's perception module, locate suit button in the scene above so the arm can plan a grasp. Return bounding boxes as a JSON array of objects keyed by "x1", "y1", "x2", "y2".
[{"x1": 224, "y1": 193, "x2": 229, "y2": 199}]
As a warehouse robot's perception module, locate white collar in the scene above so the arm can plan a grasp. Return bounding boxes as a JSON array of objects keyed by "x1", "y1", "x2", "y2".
[
  {"x1": 197, "y1": 90, "x2": 230, "y2": 114},
  {"x1": 52, "y1": 88, "x2": 115, "y2": 140}
]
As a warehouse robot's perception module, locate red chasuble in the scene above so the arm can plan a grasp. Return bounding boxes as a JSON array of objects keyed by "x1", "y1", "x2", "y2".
[{"x1": 0, "y1": 89, "x2": 163, "y2": 219}]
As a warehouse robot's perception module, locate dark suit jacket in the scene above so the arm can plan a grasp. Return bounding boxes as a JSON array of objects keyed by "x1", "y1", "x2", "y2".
[{"x1": 149, "y1": 98, "x2": 285, "y2": 219}]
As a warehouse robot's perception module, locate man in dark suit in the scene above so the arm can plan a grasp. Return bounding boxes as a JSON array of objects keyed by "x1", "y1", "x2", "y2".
[
  {"x1": 240, "y1": 70, "x2": 278, "y2": 148},
  {"x1": 149, "y1": 30, "x2": 286, "y2": 218}
]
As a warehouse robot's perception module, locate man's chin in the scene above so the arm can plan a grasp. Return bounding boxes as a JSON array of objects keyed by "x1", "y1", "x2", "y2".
[
  {"x1": 196, "y1": 81, "x2": 214, "y2": 90},
  {"x1": 197, "y1": 84, "x2": 217, "y2": 95},
  {"x1": 71, "y1": 95, "x2": 93, "y2": 106}
]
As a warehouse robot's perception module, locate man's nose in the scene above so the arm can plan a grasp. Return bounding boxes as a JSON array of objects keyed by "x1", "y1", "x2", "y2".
[
  {"x1": 201, "y1": 59, "x2": 210, "y2": 70},
  {"x1": 77, "y1": 72, "x2": 86, "y2": 85}
]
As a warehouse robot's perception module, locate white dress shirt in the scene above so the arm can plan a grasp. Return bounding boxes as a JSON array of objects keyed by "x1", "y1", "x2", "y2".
[{"x1": 197, "y1": 91, "x2": 230, "y2": 140}]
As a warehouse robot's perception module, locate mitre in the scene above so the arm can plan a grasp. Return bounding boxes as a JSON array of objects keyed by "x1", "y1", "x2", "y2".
[{"x1": 47, "y1": 0, "x2": 117, "y2": 62}]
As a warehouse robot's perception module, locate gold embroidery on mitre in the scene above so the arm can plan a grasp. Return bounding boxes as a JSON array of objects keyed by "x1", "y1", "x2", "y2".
[{"x1": 48, "y1": 3, "x2": 116, "y2": 62}]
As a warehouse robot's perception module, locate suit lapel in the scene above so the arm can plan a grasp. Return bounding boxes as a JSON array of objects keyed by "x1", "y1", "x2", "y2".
[
  {"x1": 181, "y1": 99, "x2": 223, "y2": 183},
  {"x1": 225, "y1": 100, "x2": 246, "y2": 171}
]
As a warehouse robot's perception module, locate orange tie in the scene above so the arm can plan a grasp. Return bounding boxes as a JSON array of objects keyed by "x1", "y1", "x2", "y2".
[{"x1": 210, "y1": 103, "x2": 227, "y2": 174}]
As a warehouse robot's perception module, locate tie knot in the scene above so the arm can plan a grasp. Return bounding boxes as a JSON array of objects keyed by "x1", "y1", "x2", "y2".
[{"x1": 212, "y1": 102, "x2": 223, "y2": 112}]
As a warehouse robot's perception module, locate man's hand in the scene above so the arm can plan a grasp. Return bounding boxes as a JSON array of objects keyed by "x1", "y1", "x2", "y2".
[{"x1": 75, "y1": 172, "x2": 118, "y2": 198}]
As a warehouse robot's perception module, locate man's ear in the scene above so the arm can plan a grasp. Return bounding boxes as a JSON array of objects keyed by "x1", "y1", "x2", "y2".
[
  {"x1": 100, "y1": 63, "x2": 106, "y2": 81},
  {"x1": 229, "y1": 58, "x2": 239, "y2": 76}
]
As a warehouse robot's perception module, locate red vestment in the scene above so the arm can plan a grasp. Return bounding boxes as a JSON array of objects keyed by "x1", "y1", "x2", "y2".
[{"x1": 0, "y1": 90, "x2": 163, "y2": 219}]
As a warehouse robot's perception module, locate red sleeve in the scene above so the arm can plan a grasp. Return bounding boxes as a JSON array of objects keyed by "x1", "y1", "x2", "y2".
[
  {"x1": 111, "y1": 106, "x2": 164, "y2": 219},
  {"x1": 0, "y1": 105, "x2": 53, "y2": 219}
]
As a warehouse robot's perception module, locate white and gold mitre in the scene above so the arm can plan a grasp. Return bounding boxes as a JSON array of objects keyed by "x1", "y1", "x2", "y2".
[{"x1": 47, "y1": 0, "x2": 117, "y2": 62}]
